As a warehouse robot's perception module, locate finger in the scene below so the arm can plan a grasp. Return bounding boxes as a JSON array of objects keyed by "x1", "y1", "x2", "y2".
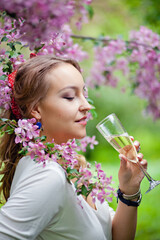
[
  {"x1": 130, "y1": 136, "x2": 134, "y2": 141},
  {"x1": 134, "y1": 140, "x2": 140, "y2": 152},
  {"x1": 137, "y1": 153, "x2": 144, "y2": 161},
  {"x1": 119, "y1": 154, "x2": 128, "y2": 169},
  {"x1": 139, "y1": 159, "x2": 148, "y2": 169}
]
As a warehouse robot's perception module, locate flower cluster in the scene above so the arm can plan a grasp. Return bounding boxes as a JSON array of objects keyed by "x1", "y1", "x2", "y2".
[
  {"x1": 37, "y1": 25, "x2": 88, "y2": 62},
  {"x1": 86, "y1": 39, "x2": 127, "y2": 88},
  {"x1": 77, "y1": 162, "x2": 115, "y2": 204},
  {"x1": 91, "y1": 163, "x2": 115, "y2": 203},
  {"x1": 0, "y1": 0, "x2": 93, "y2": 49},
  {"x1": 129, "y1": 26, "x2": 160, "y2": 119},
  {"x1": 87, "y1": 26, "x2": 160, "y2": 120},
  {"x1": 15, "y1": 118, "x2": 40, "y2": 146},
  {"x1": 0, "y1": 117, "x2": 115, "y2": 203},
  {"x1": 1, "y1": 0, "x2": 160, "y2": 121},
  {"x1": 77, "y1": 136, "x2": 98, "y2": 152},
  {"x1": 0, "y1": 77, "x2": 12, "y2": 110}
]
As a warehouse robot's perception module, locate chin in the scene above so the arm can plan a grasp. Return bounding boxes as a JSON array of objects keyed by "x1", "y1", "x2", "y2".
[{"x1": 75, "y1": 132, "x2": 86, "y2": 140}]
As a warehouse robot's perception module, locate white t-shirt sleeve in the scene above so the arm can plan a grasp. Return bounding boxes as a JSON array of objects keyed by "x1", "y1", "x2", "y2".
[
  {"x1": 94, "y1": 199, "x2": 115, "y2": 240},
  {"x1": 0, "y1": 162, "x2": 66, "y2": 240}
]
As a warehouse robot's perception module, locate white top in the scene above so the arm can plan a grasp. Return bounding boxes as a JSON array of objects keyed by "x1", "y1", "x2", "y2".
[{"x1": 0, "y1": 156, "x2": 115, "y2": 240}]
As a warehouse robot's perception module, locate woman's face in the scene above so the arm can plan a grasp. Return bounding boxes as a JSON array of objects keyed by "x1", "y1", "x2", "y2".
[{"x1": 33, "y1": 63, "x2": 91, "y2": 143}]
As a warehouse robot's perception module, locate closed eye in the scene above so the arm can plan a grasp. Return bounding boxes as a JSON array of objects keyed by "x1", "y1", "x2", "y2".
[{"x1": 63, "y1": 97, "x2": 74, "y2": 101}]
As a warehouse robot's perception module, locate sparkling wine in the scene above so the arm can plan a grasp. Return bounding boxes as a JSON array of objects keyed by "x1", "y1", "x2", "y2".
[
  {"x1": 106, "y1": 133, "x2": 138, "y2": 163},
  {"x1": 97, "y1": 113, "x2": 160, "y2": 193}
]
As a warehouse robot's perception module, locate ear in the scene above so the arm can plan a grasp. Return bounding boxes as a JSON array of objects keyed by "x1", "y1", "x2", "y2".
[{"x1": 30, "y1": 104, "x2": 42, "y2": 120}]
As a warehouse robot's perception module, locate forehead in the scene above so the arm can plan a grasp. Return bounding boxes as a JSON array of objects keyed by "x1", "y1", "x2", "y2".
[{"x1": 46, "y1": 63, "x2": 84, "y2": 91}]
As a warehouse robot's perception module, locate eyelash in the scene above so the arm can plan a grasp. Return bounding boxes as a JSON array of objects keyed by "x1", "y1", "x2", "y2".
[{"x1": 63, "y1": 97, "x2": 74, "y2": 101}]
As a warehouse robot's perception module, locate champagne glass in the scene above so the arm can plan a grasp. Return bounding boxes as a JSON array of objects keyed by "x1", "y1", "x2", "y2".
[{"x1": 96, "y1": 113, "x2": 160, "y2": 193}]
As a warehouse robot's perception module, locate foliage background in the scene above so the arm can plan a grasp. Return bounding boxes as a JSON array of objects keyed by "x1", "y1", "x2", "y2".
[{"x1": 78, "y1": 1, "x2": 160, "y2": 239}]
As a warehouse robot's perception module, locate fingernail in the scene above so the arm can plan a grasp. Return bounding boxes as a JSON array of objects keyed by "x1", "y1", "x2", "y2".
[
  {"x1": 119, "y1": 154, "x2": 124, "y2": 161},
  {"x1": 134, "y1": 140, "x2": 139, "y2": 146},
  {"x1": 130, "y1": 136, "x2": 134, "y2": 141}
]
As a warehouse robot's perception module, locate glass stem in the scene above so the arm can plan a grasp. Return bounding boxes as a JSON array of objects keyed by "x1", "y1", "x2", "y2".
[{"x1": 136, "y1": 161, "x2": 153, "y2": 182}]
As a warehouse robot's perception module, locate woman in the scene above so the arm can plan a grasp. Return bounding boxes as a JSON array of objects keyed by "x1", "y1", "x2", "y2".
[{"x1": 0, "y1": 55, "x2": 147, "y2": 240}]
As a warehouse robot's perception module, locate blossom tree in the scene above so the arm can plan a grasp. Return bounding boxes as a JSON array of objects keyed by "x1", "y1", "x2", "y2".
[
  {"x1": 0, "y1": 1, "x2": 160, "y2": 120},
  {"x1": 0, "y1": 0, "x2": 159, "y2": 203}
]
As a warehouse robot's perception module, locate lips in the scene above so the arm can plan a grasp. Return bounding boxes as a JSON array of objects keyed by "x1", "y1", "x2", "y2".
[{"x1": 75, "y1": 116, "x2": 87, "y2": 122}]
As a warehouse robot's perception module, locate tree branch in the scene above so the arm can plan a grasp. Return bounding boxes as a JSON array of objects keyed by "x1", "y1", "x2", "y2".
[{"x1": 71, "y1": 34, "x2": 153, "y2": 49}]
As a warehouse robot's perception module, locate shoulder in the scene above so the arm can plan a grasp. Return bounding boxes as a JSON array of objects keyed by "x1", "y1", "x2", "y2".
[
  {"x1": 0, "y1": 157, "x2": 68, "y2": 239},
  {"x1": 9, "y1": 156, "x2": 67, "y2": 216},
  {"x1": 11, "y1": 156, "x2": 67, "y2": 195}
]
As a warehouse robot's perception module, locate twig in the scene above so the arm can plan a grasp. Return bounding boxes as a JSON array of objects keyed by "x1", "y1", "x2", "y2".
[{"x1": 71, "y1": 34, "x2": 153, "y2": 49}]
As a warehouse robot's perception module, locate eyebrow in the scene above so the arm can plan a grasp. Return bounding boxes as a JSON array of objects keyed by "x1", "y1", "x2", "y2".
[{"x1": 58, "y1": 85, "x2": 86, "y2": 93}]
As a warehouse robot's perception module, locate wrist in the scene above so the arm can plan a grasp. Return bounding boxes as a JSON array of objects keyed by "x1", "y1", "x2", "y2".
[
  {"x1": 117, "y1": 188, "x2": 142, "y2": 207},
  {"x1": 119, "y1": 185, "x2": 140, "y2": 195}
]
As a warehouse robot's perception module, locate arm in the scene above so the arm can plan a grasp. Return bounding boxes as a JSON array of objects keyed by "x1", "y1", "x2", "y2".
[{"x1": 112, "y1": 141, "x2": 147, "y2": 240}]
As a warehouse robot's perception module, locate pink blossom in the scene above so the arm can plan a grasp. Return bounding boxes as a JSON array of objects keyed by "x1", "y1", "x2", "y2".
[
  {"x1": 116, "y1": 57, "x2": 129, "y2": 76},
  {"x1": 78, "y1": 167, "x2": 93, "y2": 188},
  {"x1": 14, "y1": 118, "x2": 40, "y2": 145},
  {"x1": 38, "y1": 25, "x2": 88, "y2": 62},
  {"x1": 77, "y1": 136, "x2": 98, "y2": 152},
  {"x1": 0, "y1": 79, "x2": 12, "y2": 111},
  {"x1": 86, "y1": 112, "x2": 93, "y2": 121},
  {"x1": 0, "y1": 1, "x2": 93, "y2": 49},
  {"x1": 129, "y1": 26, "x2": 160, "y2": 48},
  {"x1": 95, "y1": 162, "x2": 101, "y2": 171}
]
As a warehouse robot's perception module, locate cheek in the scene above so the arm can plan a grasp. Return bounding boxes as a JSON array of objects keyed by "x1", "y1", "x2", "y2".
[
  {"x1": 41, "y1": 99, "x2": 79, "y2": 124},
  {"x1": 56, "y1": 102, "x2": 78, "y2": 120}
]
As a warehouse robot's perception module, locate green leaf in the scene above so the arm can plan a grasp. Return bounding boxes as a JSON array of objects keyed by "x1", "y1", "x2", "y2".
[
  {"x1": 45, "y1": 142, "x2": 54, "y2": 148},
  {"x1": 81, "y1": 184, "x2": 88, "y2": 197},
  {"x1": 84, "y1": 4, "x2": 94, "y2": 19},
  {"x1": 18, "y1": 148, "x2": 28, "y2": 155},
  {"x1": 66, "y1": 167, "x2": 71, "y2": 173},
  {"x1": 67, "y1": 175, "x2": 77, "y2": 180},
  {"x1": 40, "y1": 135, "x2": 47, "y2": 142},
  {"x1": 87, "y1": 98, "x2": 94, "y2": 105},
  {"x1": 11, "y1": 119, "x2": 16, "y2": 124},
  {"x1": 5, "y1": 51, "x2": 10, "y2": 56},
  {"x1": 6, "y1": 129, "x2": 14, "y2": 134},
  {"x1": 67, "y1": 168, "x2": 78, "y2": 174},
  {"x1": 74, "y1": 179, "x2": 78, "y2": 189},
  {"x1": 2, "y1": 67, "x2": 8, "y2": 72},
  {"x1": 2, "y1": 61, "x2": 13, "y2": 73},
  {"x1": 0, "y1": 131, "x2": 5, "y2": 136},
  {"x1": 1, "y1": 36, "x2": 8, "y2": 42},
  {"x1": 34, "y1": 43, "x2": 45, "y2": 53},
  {"x1": 6, "y1": 125, "x2": 14, "y2": 134},
  {"x1": 9, "y1": 51, "x2": 19, "y2": 58},
  {"x1": 89, "y1": 108, "x2": 97, "y2": 118},
  {"x1": 7, "y1": 42, "x2": 16, "y2": 51},
  {"x1": 0, "y1": 74, "x2": 7, "y2": 80},
  {"x1": 0, "y1": 124, "x2": 5, "y2": 130},
  {"x1": 15, "y1": 41, "x2": 22, "y2": 45},
  {"x1": 0, "y1": 118, "x2": 9, "y2": 122}
]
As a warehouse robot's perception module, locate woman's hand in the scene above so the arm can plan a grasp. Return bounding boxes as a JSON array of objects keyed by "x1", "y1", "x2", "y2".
[{"x1": 118, "y1": 137, "x2": 147, "y2": 195}]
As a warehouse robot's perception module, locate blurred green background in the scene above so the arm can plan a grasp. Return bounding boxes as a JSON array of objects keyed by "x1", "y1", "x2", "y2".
[{"x1": 75, "y1": 0, "x2": 160, "y2": 239}]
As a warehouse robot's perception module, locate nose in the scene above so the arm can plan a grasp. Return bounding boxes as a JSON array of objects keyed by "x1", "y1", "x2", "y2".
[{"x1": 79, "y1": 96, "x2": 92, "y2": 112}]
